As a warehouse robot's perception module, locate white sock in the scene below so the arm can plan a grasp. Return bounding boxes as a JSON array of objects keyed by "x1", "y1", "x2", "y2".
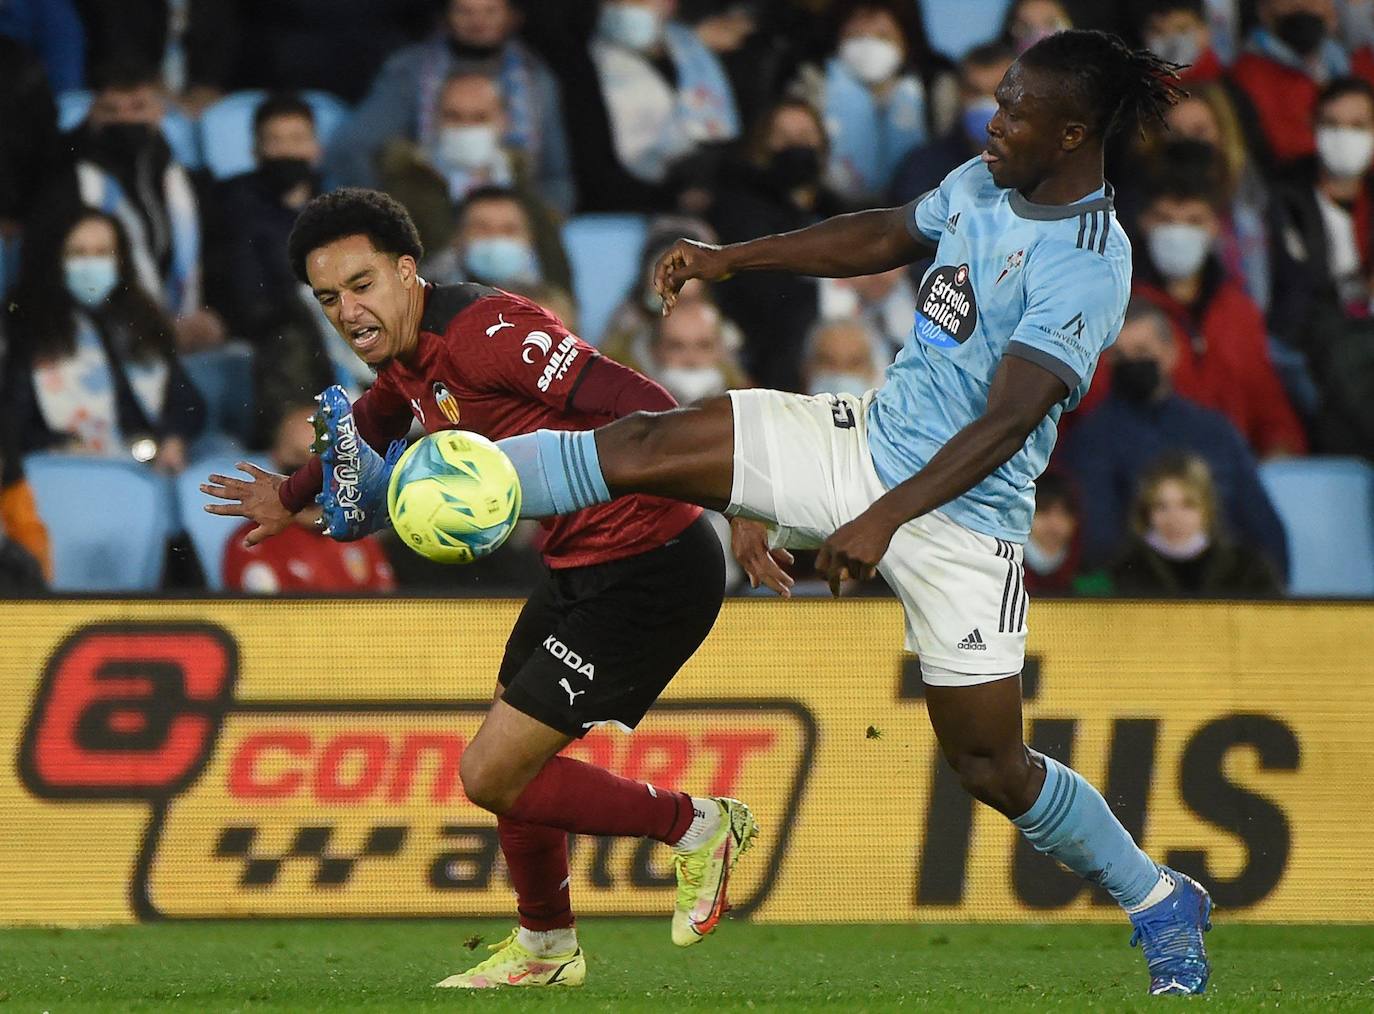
[
  {"x1": 1125, "y1": 869, "x2": 1176, "y2": 914},
  {"x1": 517, "y1": 925, "x2": 577, "y2": 956},
  {"x1": 672, "y1": 797, "x2": 722, "y2": 852}
]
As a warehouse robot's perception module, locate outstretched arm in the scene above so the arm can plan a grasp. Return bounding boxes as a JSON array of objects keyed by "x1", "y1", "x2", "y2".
[
  {"x1": 654, "y1": 204, "x2": 934, "y2": 312},
  {"x1": 815, "y1": 356, "x2": 1068, "y2": 594}
]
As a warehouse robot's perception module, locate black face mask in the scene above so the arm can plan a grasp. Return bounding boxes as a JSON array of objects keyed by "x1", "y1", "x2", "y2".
[
  {"x1": 92, "y1": 122, "x2": 156, "y2": 162},
  {"x1": 1275, "y1": 11, "x2": 1327, "y2": 57},
  {"x1": 766, "y1": 146, "x2": 822, "y2": 190},
  {"x1": 258, "y1": 157, "x2": 317, "y2": 197},
  {"x1": 1113, "y1": 357, "x2": 1162, "y2": 405},
  {"x1": 448, "y1": 37, "x2": 503, "y2": 61}
]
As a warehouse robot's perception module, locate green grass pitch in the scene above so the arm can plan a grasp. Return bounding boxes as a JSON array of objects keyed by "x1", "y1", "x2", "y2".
[{"x1": 1, "y1": 920, "x2": 1371, "y2": 1011}]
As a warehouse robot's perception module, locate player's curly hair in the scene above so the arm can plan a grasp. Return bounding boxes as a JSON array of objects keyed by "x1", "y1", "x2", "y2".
[
  {"x1": 287, "y1": 187, "x2": 424, "y2": 284},
  {"x1": 1020, "y1": 29, "x2": 1188, "y2": 141}
]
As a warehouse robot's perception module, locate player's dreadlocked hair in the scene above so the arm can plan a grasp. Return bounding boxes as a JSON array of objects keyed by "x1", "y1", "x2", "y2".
[{"x1": 1020, "y1": 29, "x2": 1188, "y2": 140}]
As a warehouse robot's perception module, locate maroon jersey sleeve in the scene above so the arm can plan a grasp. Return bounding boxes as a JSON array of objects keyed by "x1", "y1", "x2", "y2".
[
  {"x1": 568, "y1": 354, "x2": 678, "y2": 417},
  {"x1": 277, "y1": 379, "x2": 414, "y2": 513},
  {"x1": 455, "y1": 293, "x2": 600, "y2": 408}
]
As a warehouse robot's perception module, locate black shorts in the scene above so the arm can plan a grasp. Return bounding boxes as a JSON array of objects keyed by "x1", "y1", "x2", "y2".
[{"x1": 497, "y1": 515, "x2": 725, "y2": 737}]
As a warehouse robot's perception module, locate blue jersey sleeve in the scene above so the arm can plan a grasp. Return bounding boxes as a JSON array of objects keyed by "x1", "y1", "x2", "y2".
[
  {"x1": 908, "y1": 156, "x2": 980, "y2": 243},
  {"x1": 1004, "y1": 239, "x2": 1127, "y2": 393}
]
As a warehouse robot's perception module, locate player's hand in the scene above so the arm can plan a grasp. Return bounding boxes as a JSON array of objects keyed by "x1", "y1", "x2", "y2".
[
  {"x1": 653, "y1": 239, "x2": 732, "y2": 315},
  {"x1": 201, "y1": 462, "x2": 297, "y2": 546},
  {"x1": 730, "y1": 517, "x2": 794, "y2": 597},
  {"x1": 816, "y1": 508, "x2": 900, "y2": 597}
]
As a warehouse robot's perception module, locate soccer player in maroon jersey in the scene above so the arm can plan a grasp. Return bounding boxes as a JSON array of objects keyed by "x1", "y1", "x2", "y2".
[{"x1": 202, "y1": 189, "x2": 775, "y2": 989}]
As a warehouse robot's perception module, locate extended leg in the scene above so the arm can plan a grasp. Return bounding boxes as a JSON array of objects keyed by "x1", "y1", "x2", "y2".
[
  {"x1": 497, "y1": 398, "x2": 737, "y2": 516},
  {"x1": 925, "y1": 675, "x2": 1211, "y2": 995}
]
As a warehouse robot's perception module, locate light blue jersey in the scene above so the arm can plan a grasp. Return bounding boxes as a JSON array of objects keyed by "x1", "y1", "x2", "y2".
[{"x1": 867, "y1": 156, "x2": 1131, "y2": 541}]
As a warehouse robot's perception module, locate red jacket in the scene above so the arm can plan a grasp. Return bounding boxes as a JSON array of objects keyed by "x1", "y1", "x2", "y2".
[
  {"x1": 1135, "y1": 274, "x2": 1307, "y2": 456},
  {"x1": 1231, "y1": 49, "x2": 1374, "y2": 164},
  {"x1": 1180, "y1": 47, "x2": 1225, "y2": 85}
]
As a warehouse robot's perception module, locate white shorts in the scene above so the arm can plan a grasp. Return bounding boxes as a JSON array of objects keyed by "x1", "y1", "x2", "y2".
[{"x1": 726, "y1": 388, "x2": 1027, "y2": 686}]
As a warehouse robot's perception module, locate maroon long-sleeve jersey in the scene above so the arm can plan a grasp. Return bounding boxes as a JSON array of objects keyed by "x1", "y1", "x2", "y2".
[{"x1": 280, "y1": 283, "x2": 701, "y2": 568}]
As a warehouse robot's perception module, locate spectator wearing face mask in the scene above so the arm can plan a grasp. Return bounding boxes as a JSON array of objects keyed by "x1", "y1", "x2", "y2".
[
  {"x1": 327, "y1": 0, "x2": 573, "y2": 214},
  {"x1": 1270, "y1": 77, "x2": 1374, "y2": 331},
  {"x1": 2, "y1": 206, "x2": 204, "y2": 473},
  {"x1": 601, "y1": 215, "x2": 745, "y2": 368},
  {"x1": 800, "y1": 317, "x2": 885, "y2": 398},
  {"x1": 1268, "y1": 76, "x2": 1374, "y2": 456},
  {"x1": 212, "y1": 94, "x2": 326, "y2": 341},
  {"x1": 1060, "y1": 298, "x2": 1288, "y2": 576},
  {"x1": 580, "y1": 0, "x2": 740, "y2": 202},
  {"x1": 1157, "y1": 86, "x2": 1273, "y2": 311},
  {"x1": 222, "y1": 403, "x2": 396, "y2": 593},
  {"x1": 1002, "y1": 0, "x2": 1072, "y2": 56},
  {"x1": 709, "y1": 97, "x2": 841, "y2": 391},
  {"x1": 817, "y1": 266, "x2": 917, "y2": 360},
  {"x1": 1022, "y1": 471, "x2": 1105, "y2": 596},
  {"x1": 207, "y1": 93, "x2": 337, "y2": 442},
  {"x1": 58, "y1": 61, "x2": 226, "y2": 353},
  {"x1": 790, "y1": 1, "x2": 957, "y2": 207},
  {"x1": 380, "y1": 72, "x2": 567, "y2": 260},
  {"x1": 1139, "y1": 0, "x2": 1226, "y2": 83},
  {"x1": 888, "y1": 41, "x2": 1015, "y2": 203},
  {"x1": 1229, "y1": 0, "x2": 1374, "y2": 164},
  {"x1": 1110, "y1": 452, "x2": 1282, "y2": 597},
  {"x1": 421, "y1": 185, "x2": 572, "y2": 298},
  {"x1": 1126, "y1": 146, "x2": 1307, "y2": 458},
  {"x1": 643, "y1": 299, "x2": 747, "y2": 405}
]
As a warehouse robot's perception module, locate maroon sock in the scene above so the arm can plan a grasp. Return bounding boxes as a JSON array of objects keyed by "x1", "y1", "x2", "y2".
[
  {"x1": 498, "y1": 816, "x2": 575, "y2": 932},
  {"x1": 504, "y1": 755, "x2": 695, "y2": 844}
]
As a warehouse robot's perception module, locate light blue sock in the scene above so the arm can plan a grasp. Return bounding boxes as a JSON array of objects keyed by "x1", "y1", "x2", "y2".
[
  {"x1": 497, "y1": 429, "x2": 612, "y2": 518},
  {"x1": 1013, "y1": 755, "x2": 1161, "y2": 910}
]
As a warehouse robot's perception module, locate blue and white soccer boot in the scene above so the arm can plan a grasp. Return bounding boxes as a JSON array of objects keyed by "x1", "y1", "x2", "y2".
[
  {"x1": 1128, "y1": 867, "x2": 1213, "y2": 995},
  {"x1": 311, "y1": 385, "x2": 406, "y2": 541}
]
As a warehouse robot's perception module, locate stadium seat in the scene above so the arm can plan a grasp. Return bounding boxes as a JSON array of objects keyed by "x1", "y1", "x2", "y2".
[
  {"x1": 1259, "y1": 457, "x2": 1374, "y2": 597},
  {"x1": 176, "y1": 454, "x2": 253, "y2": 590},
  {"x1": 920, "y1": 0, "x2": 1013, "y2": 60},
  {"x1": 55, "y1": 90, "x2": 202, "y2": 169},
  {"x1": 23, "y1": 454, "x2": 176, "y2": 591},
  {"x1": 181, "y1": 342, "x2": 255, "y2": 445},
  {"x1": 199, "y1": 90, "x2": 351, "y2": 180},
  {"x1": 561, "y1": 214, "x2": 648, "y2": 345}
]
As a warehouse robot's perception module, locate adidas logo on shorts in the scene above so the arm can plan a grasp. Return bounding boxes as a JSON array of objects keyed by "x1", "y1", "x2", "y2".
[{"x1": 956, "y1": 629, "x2": 987, "y2": 651}]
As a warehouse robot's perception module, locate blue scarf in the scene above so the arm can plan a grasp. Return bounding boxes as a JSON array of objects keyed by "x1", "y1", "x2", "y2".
[
  {"x1": 415, "y1": 38, "x2": 540, "y2": 163},
  {"x1": 1248, "y1": 27, "x2": 1350, "y2": 82},
  {"x1": 824, "y1": 58, "x2": 928, "y2": 201}
]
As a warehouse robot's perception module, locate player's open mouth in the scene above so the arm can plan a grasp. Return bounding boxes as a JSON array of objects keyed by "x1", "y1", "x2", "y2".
[{"x1": 351, "y1": 326, "x2": 381, "y2": 351}]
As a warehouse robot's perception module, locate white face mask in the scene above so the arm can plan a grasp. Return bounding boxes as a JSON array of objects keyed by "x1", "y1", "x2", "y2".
[
  {"x1": 1146, "y1": 30, "x2": 1202, "y2": 67},
  {"x1": 1315, "y1": 125, "x2": 1374, "y2": 179},
  {"x1": 436, "y1": 124, "x2": 499, "y2": 170},
  {"x1": 806, "y1": 371, "x2": 872, "y2": 397},
  {"x1": 64, "y1": 255, "x2": 119, "y2": 308},
  {"x1": 1023, "y1": 536, "x2": 1068, "y2": 575},
  {"x1": 598, "y1": 2, "x2": 662, "y2": 52},
  {"x1": 1148, "y1": 222, "x2": 1212, "y2": 280},
  {"x1": 838, "y1": 36, "x2": 903, "y2": 85},
  {"x1": 657, "y1": 365, "x2": 725, "y2": 404}
]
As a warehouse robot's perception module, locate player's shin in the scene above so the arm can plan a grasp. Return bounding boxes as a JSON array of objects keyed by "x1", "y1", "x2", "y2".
[
  {"x1": 504, "y1": 756, "x2": 698, "y2": 843},
  {"x1": 497, "y1": 817, "x2": 578, "y2": 955},
  {"x1": 1012, "y1": 754, "x2": 1169, "y2": 911},
  {"x1": 497, "y1": 430, "x2": 611, "y2": 518}
]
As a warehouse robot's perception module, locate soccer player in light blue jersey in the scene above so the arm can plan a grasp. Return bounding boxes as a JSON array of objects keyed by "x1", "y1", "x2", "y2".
[{"x1": 499, "y1": 30, "x2": 1211, "y2": 994}]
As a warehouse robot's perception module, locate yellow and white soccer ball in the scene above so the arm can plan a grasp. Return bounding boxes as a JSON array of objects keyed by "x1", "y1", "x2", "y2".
[{"x1": 387, "y1": 430, "x2": 522, "y2": 564}]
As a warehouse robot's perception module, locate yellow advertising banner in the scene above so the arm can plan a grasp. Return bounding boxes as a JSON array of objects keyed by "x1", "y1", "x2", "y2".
[{"x1": 1, "y1": 599, "x2": 1371, "y2": 925}]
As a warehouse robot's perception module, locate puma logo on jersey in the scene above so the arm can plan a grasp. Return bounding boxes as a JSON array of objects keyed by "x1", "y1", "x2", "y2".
[
  {"x1": 543, "y1": 635, "x2": 595, "y2": 678},
  {"x1": 485, "y1": 313, "x2": 514, "y2": 337},
  {"x1": 521, "y1": 330, "x2": 553, "y2": 364},
  {"x1": 559, "y1": 678, "x2": 586, "y2": 706}
]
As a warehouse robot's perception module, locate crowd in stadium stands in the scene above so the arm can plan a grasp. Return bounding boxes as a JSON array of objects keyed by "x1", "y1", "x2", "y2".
[{"x1": 1, "y1": 0, "x2": 1372, "y2": 598}]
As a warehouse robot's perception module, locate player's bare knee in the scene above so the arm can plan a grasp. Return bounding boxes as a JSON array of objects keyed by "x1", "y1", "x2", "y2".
[
  {"x1": 948, "y1": 747, "x2": 1034, "y2": 817},
  {"x1": 459, "y1": 749, "x2": 515, "y2": 815}
]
